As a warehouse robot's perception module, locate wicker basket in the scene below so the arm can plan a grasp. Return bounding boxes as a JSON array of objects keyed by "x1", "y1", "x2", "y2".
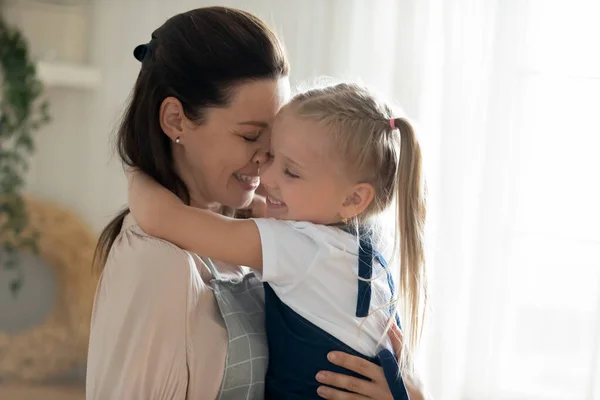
[{"x1": 0, "y1": 196, "x2": 97, "y2": 382}]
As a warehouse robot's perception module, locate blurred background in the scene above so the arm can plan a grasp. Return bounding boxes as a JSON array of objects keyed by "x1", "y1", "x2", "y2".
[{"x1": 0, "y1": 0, "x2": 599, "y2": 399}]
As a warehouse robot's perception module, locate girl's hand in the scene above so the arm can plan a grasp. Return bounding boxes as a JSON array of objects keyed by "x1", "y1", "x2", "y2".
[
  {"x1": 316, "y1": 323, "x2": 432, "y2": 399},
  {"x1": 127, "y1": 169, "x2": 182, "y2": 234}
]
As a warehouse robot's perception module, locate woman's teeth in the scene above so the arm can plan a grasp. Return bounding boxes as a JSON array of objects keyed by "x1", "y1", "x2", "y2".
[
  {"x1": 234, "y1": 173, "x2": 260, "y2": 185},
  {"x1": 267, "y1": 196, "x2": 283, "y2": 206}
]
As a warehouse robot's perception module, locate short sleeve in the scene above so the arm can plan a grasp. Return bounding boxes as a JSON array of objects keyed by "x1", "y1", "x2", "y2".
[
  {"x1": 251, "y1": 218, "x2": 319, "y2": 288},
  {"x1": 86, "y1": 229, "x2": 197, "y2": 400}
]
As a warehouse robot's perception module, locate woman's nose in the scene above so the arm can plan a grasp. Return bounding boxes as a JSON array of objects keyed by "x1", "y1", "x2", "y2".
[
  {"x1": 252, "y1": 148, "x2": 269, "y2": 166},
  {"x1": 252, "y1": 131, "x2": 271, "y2": 166}
]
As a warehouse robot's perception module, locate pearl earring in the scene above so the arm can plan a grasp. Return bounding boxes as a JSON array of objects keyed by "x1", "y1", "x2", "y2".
[{"x1": 175, "y1": 137, "x2": 181, "y2": 144}]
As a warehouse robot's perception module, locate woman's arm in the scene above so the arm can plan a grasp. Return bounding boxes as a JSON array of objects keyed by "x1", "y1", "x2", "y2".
[
  {"x1": 87, "y1": 239, "x2": 192, "y2": 399},
  {"x1": 127, "y1": 171, "x2": 263, "y2": 270}
]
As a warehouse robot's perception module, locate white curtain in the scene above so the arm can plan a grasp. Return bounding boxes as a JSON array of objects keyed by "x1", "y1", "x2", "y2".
[{"x1": 323, "y1": 1, "x2": 600, "y2": 399}]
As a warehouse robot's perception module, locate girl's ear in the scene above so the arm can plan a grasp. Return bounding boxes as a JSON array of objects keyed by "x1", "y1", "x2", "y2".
[{"x1": 339, "y1": 183, "x2": 375, "y2": 219}]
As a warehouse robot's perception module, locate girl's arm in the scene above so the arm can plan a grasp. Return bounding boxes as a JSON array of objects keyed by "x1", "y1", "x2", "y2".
[{"x1": 127, "y1": 171, "x2": 263, "y2": 270}]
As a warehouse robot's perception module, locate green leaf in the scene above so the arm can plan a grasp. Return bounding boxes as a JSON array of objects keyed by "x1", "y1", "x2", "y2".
[
  {"x1": 4, "y1": 256, "x2": 17, "y2": 270},
  {"x1": 9, "y1": 278, "x2": 22, "y2": 297},
  {"x1": 0, "y1": 16, "x2": 51, "y2": 293},
  {"x1": 19, "y1": 236, "x2": 39, "y2": 253},
  {"x1": 16, "y1": 132, "x2": 34, "y2": 152}
]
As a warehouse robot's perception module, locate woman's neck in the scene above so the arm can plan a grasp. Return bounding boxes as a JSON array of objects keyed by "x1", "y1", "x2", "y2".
[
  {"x1": 173, "y1": 152, "x2": 220, "y2": 211},
  {"x1": 189, "y1": 194, "x2": 220, "y2": 211}
]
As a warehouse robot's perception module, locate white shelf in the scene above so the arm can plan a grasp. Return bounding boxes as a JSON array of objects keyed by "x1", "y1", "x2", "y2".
[{"x1": 36, "y1": 61, "x2": 101, "y2": 90}]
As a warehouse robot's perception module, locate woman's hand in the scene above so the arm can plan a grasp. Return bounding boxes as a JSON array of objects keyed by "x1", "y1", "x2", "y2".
[
  {"x1": 316, "y1": 351, "x2": 395, "y2": 399},
  {"x1": 388, "y1": 324, "x2": 430, "y2": 400},
  {"x1": 316, "y1": 324, "x2": 431, "y2": 399}
]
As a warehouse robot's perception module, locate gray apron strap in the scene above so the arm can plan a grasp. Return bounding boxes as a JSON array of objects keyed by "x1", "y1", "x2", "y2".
[{"x1": 194, "y1": 254, "x2": 223, "y2": 281}]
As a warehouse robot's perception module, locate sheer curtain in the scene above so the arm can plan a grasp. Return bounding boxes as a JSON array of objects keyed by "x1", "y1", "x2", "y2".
[{"x1": 324, "y1": 1, "x2": 600, "y2": 399}]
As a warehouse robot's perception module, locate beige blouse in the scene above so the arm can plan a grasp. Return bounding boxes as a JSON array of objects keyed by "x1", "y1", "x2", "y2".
[{"x1": 86, "y1": 214, "x2": 245, "y2": 400}]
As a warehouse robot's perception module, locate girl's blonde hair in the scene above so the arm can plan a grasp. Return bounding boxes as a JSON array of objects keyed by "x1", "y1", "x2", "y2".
[{"x1": 289, "y1": 82, "x2": 427, "y2": 372}]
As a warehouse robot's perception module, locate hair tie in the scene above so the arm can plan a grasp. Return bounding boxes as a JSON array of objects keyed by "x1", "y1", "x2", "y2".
[
  {"x1": 389, "y1": 118, "x2": 397, "y2": 130},
  {"x1": 133, "y1": 37, "x2": 157, "y2": 62}
]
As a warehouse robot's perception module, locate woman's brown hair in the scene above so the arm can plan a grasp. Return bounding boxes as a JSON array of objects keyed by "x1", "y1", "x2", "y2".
[{"x1": 93, "y1": 7, "x2": 289, "y2": 271}]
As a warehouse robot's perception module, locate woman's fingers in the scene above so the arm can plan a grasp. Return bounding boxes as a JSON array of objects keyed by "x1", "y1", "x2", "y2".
[
  {"x1": 325, "y1": 352, "x2": 386, "y2": 382},
  {"x1": 316, "y1": 384, "x2": 371, "y2": 399},
  {"x1": 316, "y1": 371, "x2": 377, "y2": 398},
  {"x1": 320, "y1": 352, "x2": 394, "y2": 398},
  {"x1": 403, "y1": 374, "x2": 425, "y2": 400},
  {"x1": 388, "y1": 323, "x2": 403, "y2": 358}
]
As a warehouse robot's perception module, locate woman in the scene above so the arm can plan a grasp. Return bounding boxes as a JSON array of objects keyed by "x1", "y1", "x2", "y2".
[{"x1": 87, "y1": 7, "x2": 427, "y2": 400}]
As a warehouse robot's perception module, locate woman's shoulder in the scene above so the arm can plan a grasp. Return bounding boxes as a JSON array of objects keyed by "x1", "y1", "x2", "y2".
[{"x1": 103, "y1": 213, "x2": 202, "y2": 285}]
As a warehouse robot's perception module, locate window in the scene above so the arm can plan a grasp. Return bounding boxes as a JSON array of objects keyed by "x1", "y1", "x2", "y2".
[{"x1": 479, "y1": 1, "x2": 600, "y2": 399}]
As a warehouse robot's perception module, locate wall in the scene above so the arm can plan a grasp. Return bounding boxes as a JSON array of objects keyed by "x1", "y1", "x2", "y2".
[{"x1": 24, "y1": 0, "x2": 337, "y2": 233}]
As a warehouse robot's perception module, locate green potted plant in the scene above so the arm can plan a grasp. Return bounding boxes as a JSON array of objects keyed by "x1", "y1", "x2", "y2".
[{"x1": 0, "y1": 15, "x2": 50, "y2": 295}]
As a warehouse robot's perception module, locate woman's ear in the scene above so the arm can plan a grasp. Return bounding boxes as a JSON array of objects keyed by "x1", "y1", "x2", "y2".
[
  {"x1": 339, "y1": 183, "x2": 375, "y2": 220},
  {"x1": 159, "y1": 97, "x2": 185, "y2": 142}
]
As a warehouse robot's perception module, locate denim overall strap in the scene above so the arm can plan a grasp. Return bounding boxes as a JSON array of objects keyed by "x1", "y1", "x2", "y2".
[
  {"x1": 356, "y1": 232, "x2": 375, "y2": 317},
  {"x1": 356, "y1": 230, "x2": 399, "y2": 323},
  {"x1": 378, "y1": 348, "x2": 409, "y2": 400},
  {"x1": 373, "y1": 253, "x2": 402, "y2": 328},
  {"x1": 356, "y1": 232, "x2": 408, "y2": 399}
]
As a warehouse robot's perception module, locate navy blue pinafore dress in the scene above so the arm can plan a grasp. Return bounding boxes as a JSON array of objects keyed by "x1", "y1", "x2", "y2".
[{"x1": 263, "y1": 229, "x2": 410, "y2": 399}]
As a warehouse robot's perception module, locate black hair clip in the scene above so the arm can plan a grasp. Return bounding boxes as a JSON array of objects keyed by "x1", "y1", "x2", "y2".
[{"x1": 133, "y1": 37, "x2": 157, "y2": 62}]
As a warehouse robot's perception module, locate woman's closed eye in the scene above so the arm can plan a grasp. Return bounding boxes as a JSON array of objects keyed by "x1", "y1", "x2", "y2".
[
  {"x1": 241, "y1": 135, "x2": 259, "y2": 142},
  {"x1": 237, "y1": 130, "x2": 262, "y2": 143},
  {"x1": 284, "y1": 168, "x2": 300, "y2": 178}
]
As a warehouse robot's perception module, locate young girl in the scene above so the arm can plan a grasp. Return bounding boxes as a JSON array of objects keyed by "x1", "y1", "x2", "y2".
[{"x1": 128, "y1": 83, "x2": 427, "y2": 399}]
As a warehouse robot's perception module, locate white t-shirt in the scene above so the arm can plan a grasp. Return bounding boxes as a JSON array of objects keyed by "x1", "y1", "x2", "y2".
[{"x1": 251, "y1": 218, "x2": 395, "y2": 357}]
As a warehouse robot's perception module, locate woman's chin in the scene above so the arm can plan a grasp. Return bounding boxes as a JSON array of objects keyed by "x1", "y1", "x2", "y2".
[{"x1": 224, "y1": 191, "x2": 255, "y2": 210}]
